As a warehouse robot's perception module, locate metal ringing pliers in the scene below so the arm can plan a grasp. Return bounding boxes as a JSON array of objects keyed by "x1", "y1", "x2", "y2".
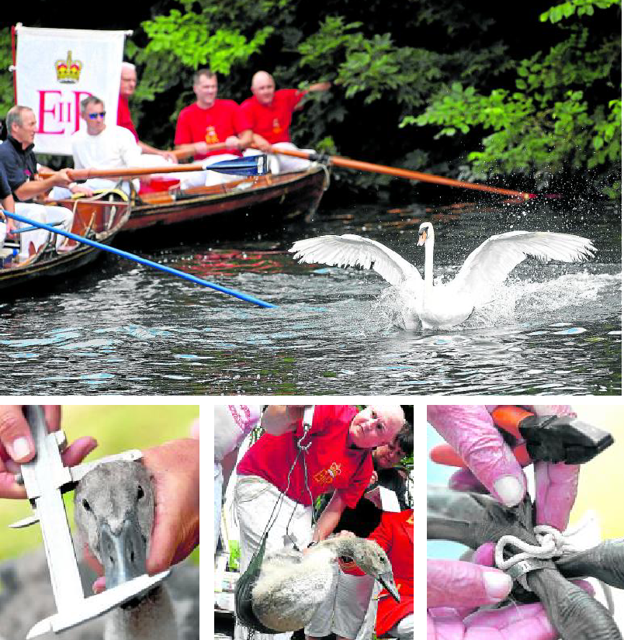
[
  {"x1": 428, "y1": 407, "x2": 623, "y2": 640},
  {"x1": 9, "y1": 406, "x2": 170, "y2": 638}
]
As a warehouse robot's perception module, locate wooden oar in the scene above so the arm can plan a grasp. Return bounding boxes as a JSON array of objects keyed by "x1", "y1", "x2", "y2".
[
  {"x1": 266, "y1": 146, "x2": 535, "y2": 200},
  {"x1": 2, "y1": 210, "x2": 277, "y2": 309},
  {"x1": 40, "y1": 156, "x2": 269, "y2": 181}
]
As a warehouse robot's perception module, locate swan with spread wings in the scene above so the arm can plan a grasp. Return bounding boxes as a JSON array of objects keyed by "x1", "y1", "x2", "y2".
[{"x1": 290, "y1": 222, "x2": 596, "y2": 329}]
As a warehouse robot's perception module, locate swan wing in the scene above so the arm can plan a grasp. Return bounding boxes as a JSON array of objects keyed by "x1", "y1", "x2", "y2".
[
  {"x1": 453, "y1": 231, "x2": 595, "y2": 299},
  {"x1": 290, "y1": 234, "x2": 422, "y2": 287}
]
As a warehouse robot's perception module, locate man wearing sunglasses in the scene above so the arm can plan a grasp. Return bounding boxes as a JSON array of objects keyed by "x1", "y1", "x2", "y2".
[
  {"x1": 0, "y1": 106, "x2": 74, "y2": 258},
  {"x1": 51, "y1": 95, "x2": 144, "y2": 201}
]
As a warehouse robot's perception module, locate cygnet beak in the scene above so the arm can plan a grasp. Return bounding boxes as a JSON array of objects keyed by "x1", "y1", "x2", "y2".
[
  {"x1": 99, "y1": 514, "x2": 147, "y2": 589},
  {"x1": 417, "y1": 230, "x2": 427, "y2": 246},
  {"x1": 378, "y1": 571, "x2": 401, "y2": 602}
]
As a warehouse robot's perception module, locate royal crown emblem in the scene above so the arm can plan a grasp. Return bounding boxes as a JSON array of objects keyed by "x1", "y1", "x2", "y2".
[{"x1": 55, "y1": 51, "x2": 82, "y2": 84}]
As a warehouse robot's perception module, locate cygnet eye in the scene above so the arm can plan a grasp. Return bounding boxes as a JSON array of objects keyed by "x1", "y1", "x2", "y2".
[
  {"x1": 137, "y1": 484, "x2": 144, "y2": 500},
  {"x1": 82, "y1": 499, "x2": 91, "y2": 512}
]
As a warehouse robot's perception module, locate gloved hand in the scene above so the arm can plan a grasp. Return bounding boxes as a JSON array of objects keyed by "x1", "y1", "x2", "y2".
[
  {"x1": 427, "y1": 405, "x2": 581, "y2": 640},
  {"x1": 427, "y1": 405, "x2": 578, "y2": 529}
]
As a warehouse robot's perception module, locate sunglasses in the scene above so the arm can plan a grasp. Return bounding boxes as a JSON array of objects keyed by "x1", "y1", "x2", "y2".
[{"x1": 88, "y1": 112, "x2": 106, "y2": 120}]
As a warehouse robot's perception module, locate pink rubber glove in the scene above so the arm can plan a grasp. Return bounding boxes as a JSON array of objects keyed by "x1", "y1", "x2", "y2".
[
  {"x1": 427, "y1": 545, "x2": 594, "y2": 640},
  {"x1": 427, "y1": 405, "x2": 578, "y2": 529},
  {"x1": 0, "y1": 405, "x2": 98, "y2": 499}
]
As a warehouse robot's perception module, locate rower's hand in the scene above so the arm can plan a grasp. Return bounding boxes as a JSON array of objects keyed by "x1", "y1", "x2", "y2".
[
  {"x1": 428, "y1": 405, "x2": 579, "y2": 531},
  {"x1": 0, "y1": 405, "x2": 97, "y2": 498},
  {"x1": 160, "y1": 151, "x2": 179, "y2": 164},
  {"x1": 254, "y1": 137, "x2": 272, "y2": 152},
  {"x1": 225, "y1": 136, "x2": 242, "y2": 150},
  {"x1": 194, "y1": 142, "x2": 209, "y2": 155},
  {"x1": 51, "y1": 169, "x2": 74, "y2": 187},
  {"x1": 70, "y1": 184, "x2": 94, "y2": 197}
]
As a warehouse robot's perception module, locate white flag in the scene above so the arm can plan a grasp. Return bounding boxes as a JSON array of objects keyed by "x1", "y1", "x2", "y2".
[{"x1": 15, "y1": 26, "x2": 127, "y2": 156}]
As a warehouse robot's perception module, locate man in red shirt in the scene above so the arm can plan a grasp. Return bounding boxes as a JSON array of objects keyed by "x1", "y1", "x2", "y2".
[
  {"x1": 233, "y1": 404, "x2": 405, "y2": 640},
  {"x1": 174, "y1": 69, "x2": 252, "y2": 188},
  {"x1": 241, "y1": 71, "x2": 330, "y2": 174},
  {"x1": 117, "y1": 62, "x2": 177, "y2": 163}
]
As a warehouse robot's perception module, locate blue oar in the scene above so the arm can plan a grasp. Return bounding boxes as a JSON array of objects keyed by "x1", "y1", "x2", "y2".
[
  {"x1": 2, "y1": 210, "x2": 277, "y2": 309},
  {"x1": 205, "y1": 155, "x2": 270, "y2": 176}
]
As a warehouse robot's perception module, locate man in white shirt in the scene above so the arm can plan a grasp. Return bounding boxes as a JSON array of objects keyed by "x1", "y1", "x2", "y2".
[{"x1": 52, "y1": 95, "x2": 143, "y2": 200}]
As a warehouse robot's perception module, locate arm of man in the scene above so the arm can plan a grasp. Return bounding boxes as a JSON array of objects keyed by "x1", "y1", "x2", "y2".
[
  {"x1": 14, "y1": 171, "x2": 73, "y2": 201},
  {"x1": 312, "y1": 491, "x2": 347, "y2": 542},
  {"x1": 225, "y1": 129, "x2": 253, "y2": 151},
  {"x1": 293, "y1": 81, "x2": 332, "y2": 111},
  {"x1": 260, "y1": 406, "x2": 305, "y2": 435},
  {"x1": 138, "y1": 140, "x2": 178, "y2": 163}
]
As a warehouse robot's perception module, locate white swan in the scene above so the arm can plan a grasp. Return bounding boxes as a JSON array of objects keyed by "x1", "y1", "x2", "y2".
[
  {"x1": 290, "y1": 222, "x2": 596, "y2": 329},
  {"x1": 247, "y1": 536, "x2": 399, "y2": 633},
  {"x1": 74, "y1": 461, "x2": 179, "y2": 640}
]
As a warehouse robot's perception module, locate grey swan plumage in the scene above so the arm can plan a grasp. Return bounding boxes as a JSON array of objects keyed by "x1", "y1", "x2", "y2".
[
  {"x1": 290, "y1": 222, "x2": 596, "y2": 329},
  {"x1": 249, "y1": 536, "x2": 399, "y2": 633},
  {"x1": 74, "y1": 461, "x2": 178, "y2": 640}
]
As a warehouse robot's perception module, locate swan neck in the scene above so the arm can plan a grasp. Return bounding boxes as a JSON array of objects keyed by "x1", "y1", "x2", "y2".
[{"x1": 424, "y1": 235, "x2": 434, "y2": 289}]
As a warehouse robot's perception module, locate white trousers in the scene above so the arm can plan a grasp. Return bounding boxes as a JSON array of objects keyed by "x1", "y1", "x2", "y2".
[
  {"x1": 14, "y1": 202, "x2": 73, "y2": 257},
  {"x1": 180, "y1": 153, "x2": 242, "y2": 189},
  {"x1": 245, "y1": 142, "x2": 313, "y2": 174},
  {"x1": 233, "y1": 475, "x2": 313, "y2": 640}
]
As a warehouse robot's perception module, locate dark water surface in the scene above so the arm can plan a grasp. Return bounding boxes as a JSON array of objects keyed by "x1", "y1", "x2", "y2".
[{"x1": 1, "y1": 198, "x2": 620, "y2": 395}]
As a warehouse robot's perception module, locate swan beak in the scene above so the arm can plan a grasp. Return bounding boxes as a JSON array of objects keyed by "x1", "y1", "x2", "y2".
[
  {"x1": 417, "y1": 230, "x2": 427, "y2": 246},
  {"x1": 378, "y1": 571, "x2": 401, "y2": 602},
  {"x1": 99, "y1": 514, "x2": 148, "y2": 589}
]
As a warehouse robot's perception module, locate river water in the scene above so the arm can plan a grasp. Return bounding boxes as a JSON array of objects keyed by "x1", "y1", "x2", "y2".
[{"x1": 0, "y1": 197, "x2": 620, "y2": 395}]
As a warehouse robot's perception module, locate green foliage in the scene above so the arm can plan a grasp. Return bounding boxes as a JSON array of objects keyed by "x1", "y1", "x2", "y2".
[
  {"x1": 540, "y1": 0, "x2": 620, "y2": 22},
  {"x1": 142, "y1": 9, "x2": 273, "y2": 74},
  {"x1": 411, "y1": 2, "x2": 621, "y2": 194},
  {"x1": 0, "y1": 30, "x2": 15, "y2": 119}
]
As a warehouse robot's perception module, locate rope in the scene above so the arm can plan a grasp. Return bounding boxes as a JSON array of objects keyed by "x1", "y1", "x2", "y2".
[{"x1": 496, "y1": 519, "x2": 615, "y2": 611}]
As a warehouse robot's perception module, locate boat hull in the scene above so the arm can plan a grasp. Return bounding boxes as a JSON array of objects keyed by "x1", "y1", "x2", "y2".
[
  {"x1": 123, "y1": 166, "x2": 328, "y2": 238},
  {"x1": 0, "y1": 195, "x2": 130, "y2": 294}
]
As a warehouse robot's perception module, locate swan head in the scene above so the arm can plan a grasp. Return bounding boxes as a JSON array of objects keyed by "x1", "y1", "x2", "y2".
[
  {"x1": 328, "y1": 537, "x2": 401, "y2": 602},
  {"x1": 418, "y1": 222, "x2": 433, "y2": 246},
  {"x1": 74, "y1": 461, "x2": 154, "y2": 589}
]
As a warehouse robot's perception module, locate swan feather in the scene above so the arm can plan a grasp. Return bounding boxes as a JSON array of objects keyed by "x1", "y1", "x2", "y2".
[
  {"x1": 454, "y1": 231, "x2": 596, "y2": 303},
  {"x1": 290, "y1": 234, "x2": 422, "y2": 288}
]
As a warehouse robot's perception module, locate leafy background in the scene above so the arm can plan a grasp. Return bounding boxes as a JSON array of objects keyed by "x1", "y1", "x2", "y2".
[{"x1": 0, "y1": 0, "x2": 620, "y2": 200}]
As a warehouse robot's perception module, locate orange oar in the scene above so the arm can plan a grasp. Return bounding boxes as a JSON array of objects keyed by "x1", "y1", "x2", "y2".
[
  {"x1": 430, "y1": 406, "x2": 533, "y2": 468},
  {"x1": 266, "y1": 145, "x2": 535, "y2": 200}
]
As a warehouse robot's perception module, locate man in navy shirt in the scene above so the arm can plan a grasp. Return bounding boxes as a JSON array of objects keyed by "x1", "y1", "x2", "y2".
[{"x1": 0, "y1": 106, "x2": 74, "y2": 258}]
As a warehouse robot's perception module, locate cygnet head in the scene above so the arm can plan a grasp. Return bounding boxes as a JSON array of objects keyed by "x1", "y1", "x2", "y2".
[
  {"x1": 74, "y1": 461, "x2": 154, "y2": 589},
  {"x1": 334, "y1": 538, "x2": 400, "y2": 602},
  {"x1": 418, "y1": 222, "x2": 433, "y2": 247}
]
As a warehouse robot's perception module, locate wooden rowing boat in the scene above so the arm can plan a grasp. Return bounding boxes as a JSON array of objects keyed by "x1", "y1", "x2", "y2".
[
  {"x1": 121, "y1": 165, "x2": 329, "y2": 239},
  {"x1": 0, "y1": 193, "x2": 130, "y2": 292}
]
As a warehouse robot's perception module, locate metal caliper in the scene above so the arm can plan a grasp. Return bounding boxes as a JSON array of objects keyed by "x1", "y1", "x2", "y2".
[{"x1": 9, "y1": 405, "x2": 170, "y2": 638}]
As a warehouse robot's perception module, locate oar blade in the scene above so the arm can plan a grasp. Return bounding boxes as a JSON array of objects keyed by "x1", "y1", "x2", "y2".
[{"x1": 204, "y1": 155, "x2": 269, "y2": 176}]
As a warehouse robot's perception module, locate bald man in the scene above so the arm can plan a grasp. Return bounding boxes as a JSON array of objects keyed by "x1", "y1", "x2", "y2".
[{"x1": 241, "y1": 71, "x2": 330, "y2": 174}]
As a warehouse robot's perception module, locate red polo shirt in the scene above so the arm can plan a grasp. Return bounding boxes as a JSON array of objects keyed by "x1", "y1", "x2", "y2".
[
  {"x1": 236, "y1": 405, "x2": 372, "y2": 507},
  {"x1": 174, "y1": 100, "x2": 251, "y2": 160},
  {"x1": 240, "y1": 89, "x2": 305, "y2": 144},
  {"x1": 117, "y1": 95, "x2": 139, "y2": 142}
]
